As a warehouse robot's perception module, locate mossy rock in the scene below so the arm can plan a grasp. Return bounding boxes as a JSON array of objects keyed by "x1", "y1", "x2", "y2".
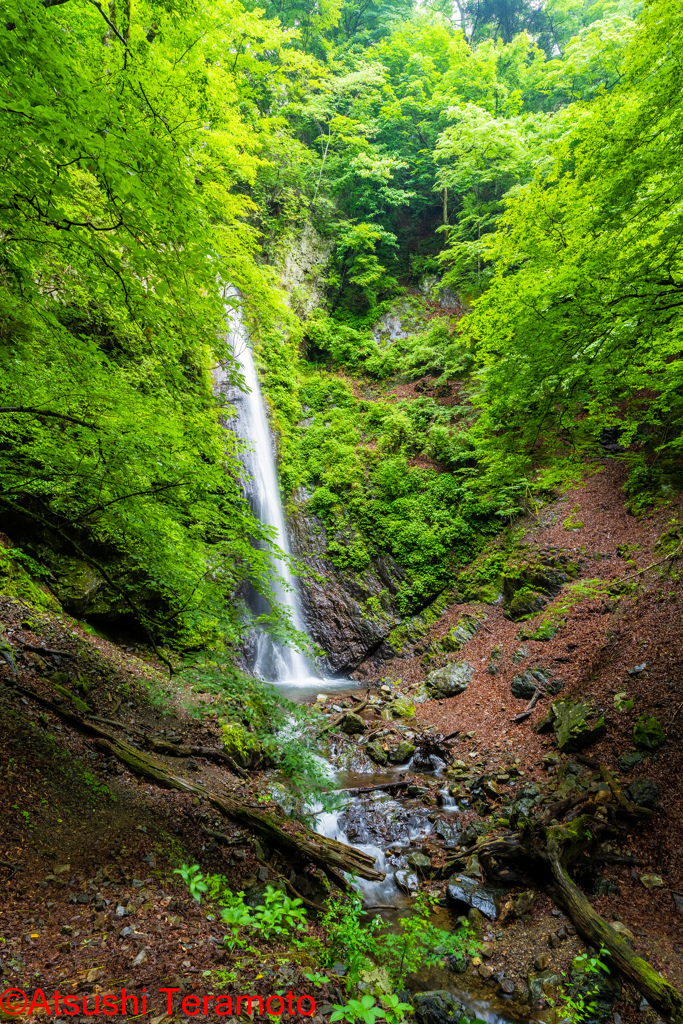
[
  {"x1": 221, "y1": 720, "x2": 261, "y2": 768},
  {"x1": 387, "y1": 740, "x2": 415, "y2": 764},
  {"x1": 425, "y1": 660, "x2": 473, "y2": 698},
  {"x1": 546, "y1": 699, "x2": 606, "y2": 752},
  {"x1": 439, "y1": 614, "x2": 482, "y2": 652},
  {"x1": 518, "y1": 619, "x2": 560, "y2": 642},
  {"x1": 633, "y1": 715, "x2": 665, "y2": 751},
  {"x1": 366, "y1": 740, "x2": 388, "y2": 766}
]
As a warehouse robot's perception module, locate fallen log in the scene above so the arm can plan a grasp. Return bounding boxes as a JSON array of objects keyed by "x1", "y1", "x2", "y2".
[
  {"x1": 345, "y1": 779, "x2": 409, "y2": 796},
  {"x1": 319, "y1": 700, "x2": 369, "y2": 735},
  {"x1": 95, "y1": 736, "x2": 384, "y2": 884},
  {"x1": 511, "y1": 687, "x2": 543, "y2": 723},
  {"x1": 4, "y1": 678, "x2": 384, "y2": 884},
  {"x1": 461, "y1": 819, "x2": 683, "y2": 1022}
]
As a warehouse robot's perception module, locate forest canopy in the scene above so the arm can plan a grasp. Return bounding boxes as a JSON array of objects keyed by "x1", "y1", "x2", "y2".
[{"x1": 1, "y1": 0, "x2": 680, "y2": 648}]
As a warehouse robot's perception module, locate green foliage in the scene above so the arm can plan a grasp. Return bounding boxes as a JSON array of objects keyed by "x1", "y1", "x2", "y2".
[
  {"x1": 215, "y1": 884, "x2": 307, "y2": 949},
  {"x1": 174, "y1": 863, "x2": 208, "y2": 903},
  {"x1": 551, "y1": 946, "x2": 611, "y2": 1024},
  {"x1": 319, "y1": 891, "x2": 478, "y2": 990},
  {"x1": 460, "y1": 0, "x2": 683, "y2": 483}
]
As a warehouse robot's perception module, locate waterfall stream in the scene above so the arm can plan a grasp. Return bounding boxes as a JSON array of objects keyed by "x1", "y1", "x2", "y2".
[{"x1": 217, "y1": 300, "x2": 354, "y2": 703}]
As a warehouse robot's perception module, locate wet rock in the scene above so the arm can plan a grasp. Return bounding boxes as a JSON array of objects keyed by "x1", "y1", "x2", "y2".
[
  {"x1": 548, "y1": 932, "x2": 561, "y2": 949},
  {"x1": 387, "y1": 740, "x2": 415, "y2": 764},
  {"x1": 434, "y1": 819, "x2": 460, "y2": 847},
  {"x1": 633, "y1": 715, "x2": 665, "y2": 751},
  {"x1": 340, "y1": 712, "x2": 366, "y2": 735},
  {"x1": 413, "y1": 991, "x2": 467, "y2": 1024},
  {"x1": 625, "y1": 778, "x2": 660, "y2": 809},
  {"x1": 395, "y1": 870, "x2": 420, "y2": 894},
  {"x1": 478, "y1": 964, "x2": 494, "y2": 980},
  {"x1": 407, "y1": 784, "x2": 427, "y2": 797},
  {"x1": 528, "y1": 969, "x2": 563, "y2": 1004},
  {"x1": 540, "y1": 699, "x2": 606, "y2": 752},
  {"x1": 446, "y1": 874, "x2": 506, "y2": 920},
  {"x1": 407, "y1": 853, "x2": 432, "y2": 874},
  {"x1": 618, "y1": 751, "x2": 643, "y2": 772},
  {"x1": 461, "y1": 820, "x2": 488, "y2": 846},
  {"x1": 366, "y1": 741, "x2": 388, "y2": 766},
  {"x1": 425, "y1": 661, "x2": 473, "y2": 698},
  {"x1": 499, "y1": 978, "x2": 515, "y2": 996}
]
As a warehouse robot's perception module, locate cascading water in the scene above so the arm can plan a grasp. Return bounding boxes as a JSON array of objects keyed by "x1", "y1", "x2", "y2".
[{"x1": 217, "y1": 298, "x2": 353, "y2": 702}]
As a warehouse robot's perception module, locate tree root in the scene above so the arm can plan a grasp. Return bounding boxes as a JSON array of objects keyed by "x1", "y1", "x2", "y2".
[{"x1": 463, "y1": 815, "x2": 683, "y2": 1022}]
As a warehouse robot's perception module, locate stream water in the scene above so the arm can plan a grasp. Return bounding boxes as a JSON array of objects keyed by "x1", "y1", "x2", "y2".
[{"x1": 220, "y1": 302, "x2": 522, "y2": 1024}]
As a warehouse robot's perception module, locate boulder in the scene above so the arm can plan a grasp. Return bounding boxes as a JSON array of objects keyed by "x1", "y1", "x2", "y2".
[
  {"x1": 547, "y1": 699, "x2": 606, "y2": 752},
  {"x1": 365, "y1": 741, "x2": 388, "y2": 766},
  {"x1": 511, "y1": 672, "x2": 538, "y2": 699},
  {"x1": 340, "y1": 712, "x2": 367, "y2": 735},
  {"x1": 625, "y1": 777, "x2": 660, "y2": 809},
  {"x1": 425, "y1": 661, "x2": 473, "y2": 698},
  {"x1": 633, "y1": 715, "x2": 665, "y2": 750},
  {"x1": 407, "y1": 852, "x2": 432, "y2": 873},
  {"x1": 395, "y1": 870, "x2": 419, "y2": 894},
  {"x1": 412, "y1": 991, "x2": 467, "y2": 1024},
  {"x1": 528, "y1": 969, "x2": 563, "y2": 1004},
  {"x1": 446, "y1": 874, "x2": 506, "y2": 920},
  {"x1": 387, "y1": 740, "x2": 415, "y2": 764}
]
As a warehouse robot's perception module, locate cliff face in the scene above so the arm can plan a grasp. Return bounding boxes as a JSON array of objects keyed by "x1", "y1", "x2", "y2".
[{"x1": 288, "y1": 495, "x2": 405, "y2": 674}]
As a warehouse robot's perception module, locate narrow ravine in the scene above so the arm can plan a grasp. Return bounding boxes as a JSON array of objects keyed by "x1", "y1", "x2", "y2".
[{"x1": 221, "y1": 304, "x2": 526, "y2": 1024}]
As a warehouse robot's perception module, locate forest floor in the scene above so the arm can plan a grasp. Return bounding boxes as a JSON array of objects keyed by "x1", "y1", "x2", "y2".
[{"x1": 0, "y1": 460, "x2": 682, "y2": 1024}]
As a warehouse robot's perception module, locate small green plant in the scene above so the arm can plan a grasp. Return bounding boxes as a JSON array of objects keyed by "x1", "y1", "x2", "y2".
[
  {"x1": 331, "y1": 995, "x2": 387, "y2": 1024},
  {"x1": 221, "y1": 901, "x2": 254, "y2": 951},
  {"x1": 551, "y1": 946, "x2": 611, "y2": 1023},
  {"x1": 174, "y1": 863, "x2": 208, "y2": 902},
  {"x1": 613, "y1": 692, "x2": 634, "y2": 713},
  {"x1": 252, "y1": 885, "x2": 308, "y2": 938}
]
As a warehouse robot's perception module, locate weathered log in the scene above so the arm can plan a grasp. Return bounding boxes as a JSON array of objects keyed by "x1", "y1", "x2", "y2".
[
  {"x1": 5, "y1": 678, "x2": 384, "y2": 884},
  {"x1": 545, "y1": 823, "x2": 683, "y2": 1023},
  {"x1": 94, "y1": 736, "x2": 385, "y2": 883},
  {"x1": 460, "y1": 820, "x2": 683, "y2": 1022},
  {"x1": 345, "y1": 779, "x2": 409, "y2": 796}
]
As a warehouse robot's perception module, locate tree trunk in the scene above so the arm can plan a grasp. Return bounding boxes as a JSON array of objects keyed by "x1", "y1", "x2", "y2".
[{"x1": 545, "y1": 833, "x2": 683, "y2": 1023}]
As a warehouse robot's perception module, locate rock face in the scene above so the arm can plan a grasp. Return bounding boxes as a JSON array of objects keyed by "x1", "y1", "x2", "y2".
[
  {"x1": 288, "y1": 499, "x2": 405, "y2": 672},
  {"x1": 500, "y1": 551, "x2": 580, "y2": 621},
  {"x1": 537, "y1": 698, "x2": 606, "y2": 752},
  {"x1": 425, "y1": 661, "x2": 473, "y2": 698},
  {"x1": 633, "y1": 714, "x2": 665, "y2": 750},
  {"x1": 446, "y1": 874, "x2": 506, "y2": 919}
]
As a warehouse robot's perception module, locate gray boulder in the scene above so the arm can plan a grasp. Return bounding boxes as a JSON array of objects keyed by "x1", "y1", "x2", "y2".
[
  {"x1": 413, "y1": 991, "x2": 467, "y2": 1024},
  {"x1": 425, "y1": 661, "x2": 473, "y2": 698},
  {"x1": 625, "y1": 778, "x2": 660, "y2": 809},
  {"x1": 446, "y1": 874, "x2": 506, "y2": 920}
]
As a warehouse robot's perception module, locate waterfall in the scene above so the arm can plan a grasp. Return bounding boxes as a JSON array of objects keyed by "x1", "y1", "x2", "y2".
[{"x1": 216, "y1": 297, "x2": 352, "y2": 702}]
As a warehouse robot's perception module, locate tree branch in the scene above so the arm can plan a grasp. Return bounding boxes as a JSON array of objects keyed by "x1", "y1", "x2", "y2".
[{"x1": 0, "y1": 406, "x2": 97, "y2": 429}]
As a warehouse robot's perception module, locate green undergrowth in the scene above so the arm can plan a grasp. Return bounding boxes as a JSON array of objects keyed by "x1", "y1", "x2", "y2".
[
  {"x1": 254, "y1": 298, "x2": 520, "y2": 615},
  {"x1": 176, "y1": 659, "x2": 327, "y2": 790}
]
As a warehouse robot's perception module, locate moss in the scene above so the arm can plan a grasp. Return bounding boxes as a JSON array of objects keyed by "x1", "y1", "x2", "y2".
[
  {"x1": 0, "y1": 547, "x2": 60, "y2": 613},
  {"x1": 633, "y1": 714, "x2": 665, "y2": 750}
]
